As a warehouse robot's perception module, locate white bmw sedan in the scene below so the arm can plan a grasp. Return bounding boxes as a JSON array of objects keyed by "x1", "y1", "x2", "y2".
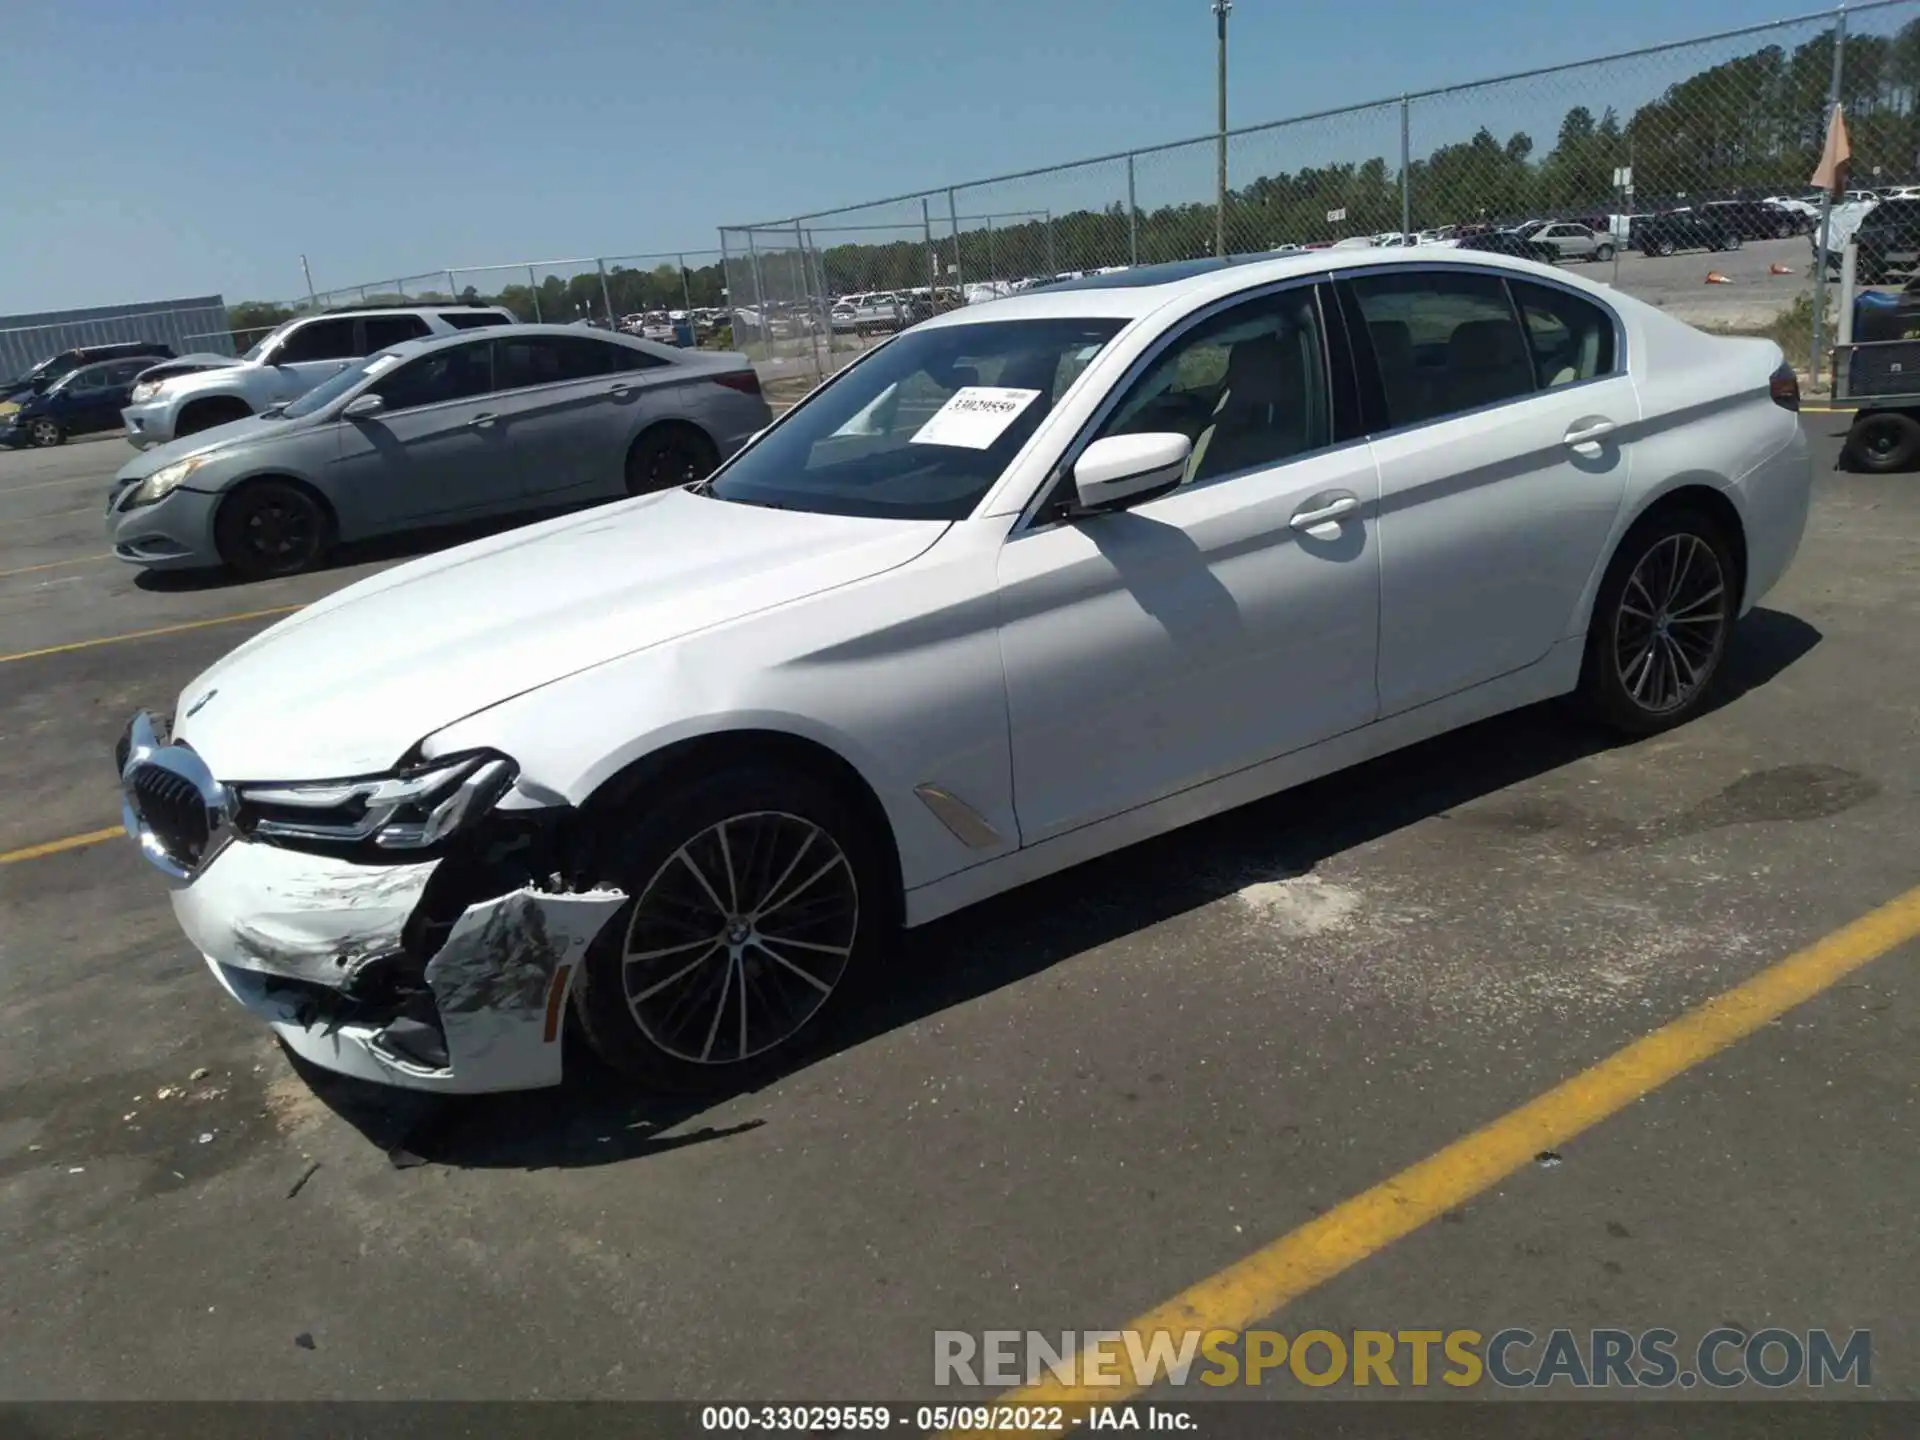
[{"x1": 117, "y1": 249, "x2": 1812, "y2": 1094}]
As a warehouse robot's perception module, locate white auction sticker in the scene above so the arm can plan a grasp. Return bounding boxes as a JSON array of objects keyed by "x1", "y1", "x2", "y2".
[{"x1": 909, "y1": 386, "x2": 1042, "y2": 449}]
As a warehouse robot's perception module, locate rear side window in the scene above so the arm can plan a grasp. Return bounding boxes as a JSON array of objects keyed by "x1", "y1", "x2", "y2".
[
  {"x1": 1346, "y1": 270, "x2": 1536, "y2": 428},
  {"x1": 274, "y1": 318, "x2": 359, "y2": 363},
  {"x1": 1509, "y1": 280, "x2": 1616, "y2": 389},
  {"x1": 362, "y1": 315, "x2": 431, "y2": 351},
  {"x1": 440, "y1": 311, "x2": 512, "y2": 330},
  {"x1": 494, "y1": 335, "x2": 624, "y2": 387},
  {"x1": 370, "y1": 343, "x2": 494, "y2": 410}
]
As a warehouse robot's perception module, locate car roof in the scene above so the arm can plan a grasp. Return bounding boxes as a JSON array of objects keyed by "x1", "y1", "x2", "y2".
[
  {"x1": 916, "y1": 246, "x2": 1610, "y2": 327},
  {"x1": 378, "y1": 322, "x2": 683, "y2": 360}
]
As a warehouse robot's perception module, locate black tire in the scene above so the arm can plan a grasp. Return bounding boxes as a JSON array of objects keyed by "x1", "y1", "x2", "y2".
[
  {"x1": 176, "y1": 399, "x2": 252, "y2": 438},
  {"x1": 1594, "y1": 244, "x2": 1615, "y2": 263},
  {"x1": 624, "y1": 423, "x2": 719, "y2": 495},
  {"x1": 1654, "y1": 238, "x2": 1676, "y2": 258},
  {"x1": 213, "y1": 479, "x2": 332, "y2": 580},
  {"x1": 24, "y1": 416, "x2": 63, "y2": 447},
  {"x1": 1775, "y1": 220, "x2": 1794, "y2": 240},
  {"x1": 1719, "y1": 233, "x2": 1743, "y2": 252},
  {"x1": 1845, "y1": 411, "x2": 1920, "y2": 473},
  {"x1": 571, "y1": 763, "x2": 892, "y2": 1093},
  {"x1": 1572, "y1": 506, "x2": 1739, "y2": 736}
]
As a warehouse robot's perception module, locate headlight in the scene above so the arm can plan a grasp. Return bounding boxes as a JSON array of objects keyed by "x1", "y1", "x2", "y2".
[
  {"x1": 127, "y1": 454, "x2": 209, "y2": 506},
  {"x1": 233, "y1": 753, "x2": 516, "y2": 852},
  {"x1": 129, "y1": 380, "x2": 165, "y2": 404}
]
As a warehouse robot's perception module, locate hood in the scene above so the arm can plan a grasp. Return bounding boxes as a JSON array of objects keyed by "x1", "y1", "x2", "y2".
[
  {"x1": 173, "y1": 489, "x2": 948, "y2": 781},
  {"x1": 116, "y1": 412, "x2": 301, "y2": 479}
]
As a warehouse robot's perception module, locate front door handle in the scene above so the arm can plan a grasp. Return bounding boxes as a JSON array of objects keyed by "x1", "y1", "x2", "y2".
[
  {"x1": 1564, "y1": 418, "x2": 1617, "y2": 448},
  {"x1": 469, "y1": 412, "x2": 498, "y2": 429},
  {"x1": 1289, "y1": 492, "x2": 1360, "y2": 533},
  {"x1": 609, "y1": 382, "x2": 632, "y2": 397}
]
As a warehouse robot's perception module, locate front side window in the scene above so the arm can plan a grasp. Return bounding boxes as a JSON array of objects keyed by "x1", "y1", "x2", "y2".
[
  {"x1": 370, "y1": 343, "x2": 494, "y2": 411},
  {"x1": 1093, "y1": 287, "x2": 1331, "y2": 486},
  {"x1": 1510, "y1": 279, "x2": 1616, "y2": 389},
  {"x1": 274, "y1": 318, "x2": 359, "y2": 364},
  {"x1": 706, "y1": 317, "x2": 1125, "y2": 520},
  {"x1": 1347, "y1": 270, "x2": 1536, "y2": 428},
  {"x1": 62, "y1": 367, "x2": 108, "y2": 393}
]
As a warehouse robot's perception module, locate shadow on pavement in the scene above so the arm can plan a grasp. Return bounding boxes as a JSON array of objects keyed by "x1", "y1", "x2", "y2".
[{"x1": 299, "y1": 606, "x2": 1823, "y2": 1170}]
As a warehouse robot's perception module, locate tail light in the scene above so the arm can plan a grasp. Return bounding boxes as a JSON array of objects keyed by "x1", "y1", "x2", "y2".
[
  {"x1": 1769, "y1": 363, "x2": 1800, "y2": 412},
  {"x1": 713, "y1": 370, "x2": 761, "y2": 396}
]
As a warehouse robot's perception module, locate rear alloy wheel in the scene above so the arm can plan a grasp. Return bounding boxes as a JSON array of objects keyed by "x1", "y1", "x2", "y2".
[
  {"x1": 25, "y1": 416, "x2": 62, "y2": 447},
  {"x1": 625, "y1": 425, "x2": 720, "y2": 496},
  {"x1": 214, "y1": 480, "x2": 331, "y2": 580},
  {"x1": 1846, "y1": 411, "x2": 1920, "y2": 473},
  {"x1": 1575, "y1": 510, "x2": 1737, "y2": 735},
  {"x1": 572, "y1": 765, "x2": 888, "y2": 1092}
]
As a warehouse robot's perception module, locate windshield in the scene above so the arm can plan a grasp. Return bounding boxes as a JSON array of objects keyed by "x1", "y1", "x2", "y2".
[
  {"x1": 281, "y1": 350, "x2": 406, "y2": 419},
  {"x1": 706, "y1": 317, "x2": 1126, "y2": 520},
  {"x1": 242, "y1": 322, "x2": 298, "y2": 362}
]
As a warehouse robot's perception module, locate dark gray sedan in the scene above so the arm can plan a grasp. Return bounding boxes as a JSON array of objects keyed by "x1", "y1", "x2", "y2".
[{"x1": 105, "y1": 326, "x2": 772, "y2": 578}]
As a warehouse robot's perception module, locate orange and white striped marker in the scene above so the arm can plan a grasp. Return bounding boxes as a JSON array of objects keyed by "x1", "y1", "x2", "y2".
[
  {"x1": 1769, "y1": 262, "x2": 1795, "y2": 276},
  {"x1": 1705, "y1": 271, "x2": 1734, "y2": 284}
]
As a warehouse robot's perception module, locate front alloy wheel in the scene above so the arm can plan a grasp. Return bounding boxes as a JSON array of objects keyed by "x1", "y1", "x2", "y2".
[
  {"x1": 27, "y1": 417, "x2": 61, "y2": 447},
  {"x1": 621, "y1": 812, "x2": 858, "y2": 1066},
  {"x1": 572, "y1": 764, "x2": 887, "y2": 1091}
]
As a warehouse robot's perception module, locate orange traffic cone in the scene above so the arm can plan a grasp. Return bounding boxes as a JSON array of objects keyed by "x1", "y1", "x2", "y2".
[
  {"x1": 1769, "y1": 262, "x2": 1794, "y2": 275},
  {"x1": 1705, "y1": 271, "x2": 1734, "y2": 284}
]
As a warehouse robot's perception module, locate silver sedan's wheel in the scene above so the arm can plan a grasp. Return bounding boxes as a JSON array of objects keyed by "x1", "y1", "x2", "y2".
[
  {"x1": 620, "y1": 811, "x2": 859, "y2": 1066},
  {"x1": 1613, "y1": 534, "x2": 1727, "y2": 716}
]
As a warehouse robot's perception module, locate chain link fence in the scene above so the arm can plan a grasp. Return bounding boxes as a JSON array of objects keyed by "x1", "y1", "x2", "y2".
[{"x1": 724, "y1": 0, "x2": 1920, "y2": 387}]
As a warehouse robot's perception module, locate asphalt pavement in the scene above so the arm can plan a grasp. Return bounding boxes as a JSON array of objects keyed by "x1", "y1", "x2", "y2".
[{"x1": 0, "y1": 412, "x2": 1914, "y2": 1417}]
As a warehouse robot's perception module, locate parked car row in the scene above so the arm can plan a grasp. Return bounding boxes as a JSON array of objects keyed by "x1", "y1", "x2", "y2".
[{"x1": 104, "y1": 320, "x2": 772, "y2": 579}]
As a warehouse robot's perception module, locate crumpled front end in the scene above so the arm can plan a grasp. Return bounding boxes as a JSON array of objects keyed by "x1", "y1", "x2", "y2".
[
  {"x1": 173, "y1": 844, "x2": 625, "y2": 1093},
  {"x1": 120, "y1": 710, "x2": 628, "y2": 1094}
]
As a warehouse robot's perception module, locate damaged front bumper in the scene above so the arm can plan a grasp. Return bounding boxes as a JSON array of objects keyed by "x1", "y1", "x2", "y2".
[
  {"x1": 119, "y1": 713, "x2": 627, "y2": 1093},
  {"x1": 172, "y1": 843, "x2": 625, "y2": 1092}
]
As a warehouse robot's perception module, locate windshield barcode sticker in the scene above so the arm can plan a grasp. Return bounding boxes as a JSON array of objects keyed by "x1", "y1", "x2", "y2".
[{"x1": 909, "y1": 386, "x2": 1042, "y2": 449}]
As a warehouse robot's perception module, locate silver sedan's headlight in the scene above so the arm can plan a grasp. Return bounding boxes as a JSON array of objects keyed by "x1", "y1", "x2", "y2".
[
  {"x1": 127, "y1": 453, "x2": 209, "y2": 507},
  {"x1": 233, "y1": 753, "x2": 516, "y2": 852}
]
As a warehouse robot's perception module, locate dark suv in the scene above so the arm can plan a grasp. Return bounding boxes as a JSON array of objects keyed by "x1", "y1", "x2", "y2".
[
  {"x1": 2, "y1": 340, "x2": 175, "y2": 402},
  {"x1": 1698, "y1": 199, "x2": 1807, "y2": 240},
  {"x1": 1852, "y1": 199, "x2": 1920, "y2": 282},
  {"x1": 1633, "y1": 210, "x2": 1741, "y2": 257}
]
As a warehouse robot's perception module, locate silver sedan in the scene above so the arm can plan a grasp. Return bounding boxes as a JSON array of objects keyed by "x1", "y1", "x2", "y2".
[{"x1": 105, "y1": 326, "x2": 772, "y2": 579}]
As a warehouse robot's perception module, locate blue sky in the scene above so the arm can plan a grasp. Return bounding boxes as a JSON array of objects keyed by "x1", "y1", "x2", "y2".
[{"x1": 0, "y1": 0, "x2": 1843, "y2": 311}]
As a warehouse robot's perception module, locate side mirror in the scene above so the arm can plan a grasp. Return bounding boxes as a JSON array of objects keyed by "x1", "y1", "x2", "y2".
[
  {"x1": 342, "y1": 393, "x2": 385, "y2": 420},
  {"x1": 1071, "y1": 432, "x2": 1191, "y2": 514}
]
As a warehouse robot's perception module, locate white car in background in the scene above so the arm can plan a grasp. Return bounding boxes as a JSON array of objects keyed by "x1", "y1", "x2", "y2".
[
  {"x1": 121, "y1": 304, "x2": 515, "y2": 447},
  {"x1": 117, "y1": 248, "x2": 1810, "y2": 1095}
]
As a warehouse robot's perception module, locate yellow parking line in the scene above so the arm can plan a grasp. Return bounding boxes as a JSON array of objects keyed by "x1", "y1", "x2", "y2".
[
  {"x1": 0, "y1": 604, "x2": 302, "y2": 664},
  {"x1": 989, "y1": 881, "x2": 1920, "y2": 1414},
  {"x1": 0, "y1": 553, "x2": 111, "y2": 580},
  {"x1": 0, "y1": 826, "x2": 123, "y2": 865}
]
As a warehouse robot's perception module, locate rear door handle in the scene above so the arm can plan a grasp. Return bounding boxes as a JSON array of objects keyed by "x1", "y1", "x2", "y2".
[
  {"x1": 1289, "y1": 493, "x2": 1360, "y2": 533},
  {"x1": 469, "y1": 412, "x2": 497, "y2": 429},
  {"x1": 1564, "y1": 418, "x2": 1617, "y2": 448}
]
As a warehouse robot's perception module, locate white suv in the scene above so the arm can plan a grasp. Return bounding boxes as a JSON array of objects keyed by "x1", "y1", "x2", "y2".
[{"x1": 121, "y1": 304, "x2": 516, "y2": 447}]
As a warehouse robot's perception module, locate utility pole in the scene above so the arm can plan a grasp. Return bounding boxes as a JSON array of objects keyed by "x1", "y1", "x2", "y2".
[
  {"x1": 299, "y1": 254, "x2": 317, "y2": 307},
  {"x1": 1214, "y1": 0, "x2": 1231, "y2": 258}
]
